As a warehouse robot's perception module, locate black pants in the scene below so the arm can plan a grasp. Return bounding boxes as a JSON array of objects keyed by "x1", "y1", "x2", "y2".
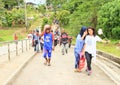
[
  {"x1": 54, "y1": 39, "x2": 58, "y2": 46},
  {"x1": 40, "y1": 42, "x2": 44, "y2": 50},
  {"x1": 85, "y1": 52, "x2": 92, "y2": 71}
]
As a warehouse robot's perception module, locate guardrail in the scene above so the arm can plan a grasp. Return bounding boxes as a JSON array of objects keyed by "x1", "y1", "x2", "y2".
[{"x1": 0, "y1": 39, "x2": 32, "y2": 61}]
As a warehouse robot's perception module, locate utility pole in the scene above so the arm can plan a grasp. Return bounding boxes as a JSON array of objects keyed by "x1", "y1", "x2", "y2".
[
  {"x1": 24, "y1": 0, "x2": 27, "y2": 31},
  {"x1": 45, "y1": 0, "x2": 48, "y2": 12}
]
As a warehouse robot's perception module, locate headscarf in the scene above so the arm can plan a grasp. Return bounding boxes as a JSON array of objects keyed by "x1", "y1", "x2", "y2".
[{"x1": 80, "y1": 26, "x2": 87, "y2": 37}]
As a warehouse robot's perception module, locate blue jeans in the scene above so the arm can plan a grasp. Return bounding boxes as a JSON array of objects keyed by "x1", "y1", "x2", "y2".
[{"x1": 74, "y1": 50, "x2": 80, "y2": 69}]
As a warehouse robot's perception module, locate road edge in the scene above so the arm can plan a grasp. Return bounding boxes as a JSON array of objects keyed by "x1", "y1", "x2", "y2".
[
  {"x1": 94, "y1": 55, "x2": 120, "y2": 85},
  {"x1": 3, "y1": 52, "x2": 37, "y2": 85}
]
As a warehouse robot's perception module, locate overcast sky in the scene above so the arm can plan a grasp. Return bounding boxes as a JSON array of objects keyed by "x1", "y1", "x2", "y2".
[{"x1": 25, "y1": 0, "x2": 46, "y2": 5}]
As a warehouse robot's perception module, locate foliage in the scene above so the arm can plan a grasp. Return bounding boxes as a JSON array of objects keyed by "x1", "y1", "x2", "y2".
[
  {"x1": 46, "y1": 0, "x2": 67, "y2": 14},
  {"x1": 57, "y1": 0, "x2": 118, "y2": 39},
  {"x1": 41, "y1": 18, "x2": 49, "y2": 31},
  {"x1": 112, "y1": 27, "x2": 120, "y2": 39},
  {"x1": 2, "y1": 8, "x2": 25, "y2": 27},
  {"x1": 0, "y1": 0, "x2": 5, "y2": 13},
  {"x1": 0, "y1": 0, "x2": 5, "y2": 26},
  {"x1": 98, "y1": 0, "x2": 120, "y2": 39},
  {"x1": 56, "y1": 10, "x2": 70, "y2": 26},
  {"x1": 62, "y1": 0, "x2": 83, "y2": 14},
  {"x1": 38, "y1": 5, "x2": 46, "y2": 14},
  {"x1": 2, "y1": 0, "x2": 23, "y2": 9}
]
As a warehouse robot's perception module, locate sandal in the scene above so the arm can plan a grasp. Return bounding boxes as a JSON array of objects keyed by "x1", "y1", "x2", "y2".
[{"x1": 48, "y1": 63, "x2": 51, "y2": 66}]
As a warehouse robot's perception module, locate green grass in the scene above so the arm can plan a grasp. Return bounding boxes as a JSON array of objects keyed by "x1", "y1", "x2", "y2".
[
  {"x1": 0, "y1": 29, "x2": 26, "y2": 42},
  {"x1": 0, "y1": 30, "x2": 16, "y2": 42},
  {"x1": 29, "y1": 17, "x2": 43, "y2": 31},
  {"x1": 97, "y1": 42, "x2": 120, "y2": 58},
  {"x1": 0, "y1": 13, "x2": 43, "y2": 42}
]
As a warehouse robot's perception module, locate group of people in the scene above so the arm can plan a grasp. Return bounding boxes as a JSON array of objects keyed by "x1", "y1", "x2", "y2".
[
  {"x1": 31, "y1": 24, "x2": 72, "y2": 66},
  {"x1": 74, "y1": 26, "x2": 103, "y2": 76},
  {"x1": 30, "y1": 24, "x2": 102, "y2": 76}
]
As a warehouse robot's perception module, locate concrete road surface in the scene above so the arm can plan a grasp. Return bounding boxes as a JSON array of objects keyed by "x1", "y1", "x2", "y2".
[{"x1": 13, "y1": 46, "x2": 116, "y2": 85}]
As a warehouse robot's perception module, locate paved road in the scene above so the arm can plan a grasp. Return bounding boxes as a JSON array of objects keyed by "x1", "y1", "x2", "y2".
[{"x1": 13, "y1": 46, "x2": 116, "y2": 85}]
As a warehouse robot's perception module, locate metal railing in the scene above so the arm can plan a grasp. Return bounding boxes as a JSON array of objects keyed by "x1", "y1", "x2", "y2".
[{"x1": 0, "y1": 39, "x2": 32, "y2": 62}]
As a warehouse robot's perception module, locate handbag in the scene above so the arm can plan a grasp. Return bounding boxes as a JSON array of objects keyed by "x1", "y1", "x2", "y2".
[{"x1": 79, "y1": 52, "x2": 85, "y2": 70}]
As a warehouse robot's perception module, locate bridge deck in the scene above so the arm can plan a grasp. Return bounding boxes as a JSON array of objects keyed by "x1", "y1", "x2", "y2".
[{"x1": 12, "y1": 46, "x2": 116, "y2": 85}]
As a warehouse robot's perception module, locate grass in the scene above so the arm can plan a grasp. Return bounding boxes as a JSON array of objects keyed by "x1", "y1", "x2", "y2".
[
  {"x1": 0, "y1": 11, "x2": 44, "y2": 42},
  {"x1": 29, "y1": 17, "x2": 43, "y2": 31},
  {"x1": 97, "y1": 42, "x2": 120, "y2": 58},
  {"x1": 0, "y1": 30, "x2": 16, "y2": 42},
  {"x1": 0, "y1": 28, "x2": 27, "y2": 42},
  {"x1": 0, "y1": 13, "x2": 43, "y2": 42}
]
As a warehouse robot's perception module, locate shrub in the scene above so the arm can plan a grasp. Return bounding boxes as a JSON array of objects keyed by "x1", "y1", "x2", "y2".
[{"x1": 112, "y1": 27, "x2": 120, "y2": 39}]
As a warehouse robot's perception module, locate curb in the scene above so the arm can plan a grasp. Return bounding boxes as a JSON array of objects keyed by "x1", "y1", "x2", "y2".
[
  {"x1": 3, "y1": 52, "x2": 37, "y2": 85},
  {"x1": 97, "y1": 50, "x2": 120, "y2": 64},
  {"x1": 94, "y1": 54, "x2": 120, "y2": 85}
]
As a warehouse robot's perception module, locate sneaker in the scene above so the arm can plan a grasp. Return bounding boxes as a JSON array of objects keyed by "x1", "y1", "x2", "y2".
[
  {"x1": 74, "y1": 69, "x2": 81, "y2": 72},
  {"x1": 77, "y1": 69, "x2": 81, "y2": 72},
  {"x1": 74, "y1": 69, "x2": 78, "y2": 72},
  {"x1": 88, "y1": 70, "x2": 92, "y2": 76}
]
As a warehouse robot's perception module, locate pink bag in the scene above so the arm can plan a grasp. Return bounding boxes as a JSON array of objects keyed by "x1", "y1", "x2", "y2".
[{"x1": 79, "y1": 52, "x2": 85, "y2": 70}]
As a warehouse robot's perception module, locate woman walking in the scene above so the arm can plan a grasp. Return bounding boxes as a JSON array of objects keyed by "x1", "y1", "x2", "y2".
[
  {"x1": 74, "y1": 26, "x2": 87, "y2": 72},
  {"x1": 83, "y1": 27, "x2": 102, "y2": 75}
]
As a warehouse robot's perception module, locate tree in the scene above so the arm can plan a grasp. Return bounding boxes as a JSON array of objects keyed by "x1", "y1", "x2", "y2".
[
  {"x1": 46, "y1": 0, "x2": 67, "y2": 13},
  {"x1": 98, "y1": 0, "x2": 120, "y2": 39},
  {"x1": 57, "y1": 0, "x2": 114, "y2": 37},
  {"x1": 0, "y1": 0, "x2": 5, "y2": 26},
  {"x1": 2, "y1": 0, "x2": 23, "y2": 9},
  {"x1": 2, "y1": 8, "x2": 24, "y2": 27},
  {"x1": 57, "y1": 10, "x2": 70, "y2": 26},
  {"x1": 38, "y1": 5, "x2": 46, "y2": 15}
]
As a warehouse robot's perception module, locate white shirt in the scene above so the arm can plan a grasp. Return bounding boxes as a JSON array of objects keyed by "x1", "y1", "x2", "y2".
[{"x1": 85, "y1": 35, "x2": 102, "y2": 57}]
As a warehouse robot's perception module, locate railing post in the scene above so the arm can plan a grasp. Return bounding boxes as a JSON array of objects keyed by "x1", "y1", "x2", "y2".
[
  {"x1": 29, "y1": 39, "x2": 30, "y2": 50},
  {"x1": 16, "y1": 41, "x2": 18, "y2": 56},
  {"x1": 26, "y1": 39, "x2": 27, "y2": 51},
  {"x1": 8, "y1": 43, "x2": 10, "y2": 61},
  {"x1": 22, "y1": 40, "x2": 23, "y2": 53}
]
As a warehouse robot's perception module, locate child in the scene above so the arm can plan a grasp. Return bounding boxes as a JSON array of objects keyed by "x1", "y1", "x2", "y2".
[
  {"x1": 83, "y1": 27, "x2": 102, "y2": 75},
  {"x1": 74, "y1": 26, "x2": 87, "y2": 72},
  {"x1": 60, "y1": 29, "x2": 69, "y2": 55},
  {"x1": 40, "y1": 24, "x2": 54, "y2": 66}
]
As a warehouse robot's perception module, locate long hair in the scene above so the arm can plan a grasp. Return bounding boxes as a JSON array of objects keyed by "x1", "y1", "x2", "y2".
[{"x1": 87, "y1": 27, "x2": 96, "y2": 36}]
